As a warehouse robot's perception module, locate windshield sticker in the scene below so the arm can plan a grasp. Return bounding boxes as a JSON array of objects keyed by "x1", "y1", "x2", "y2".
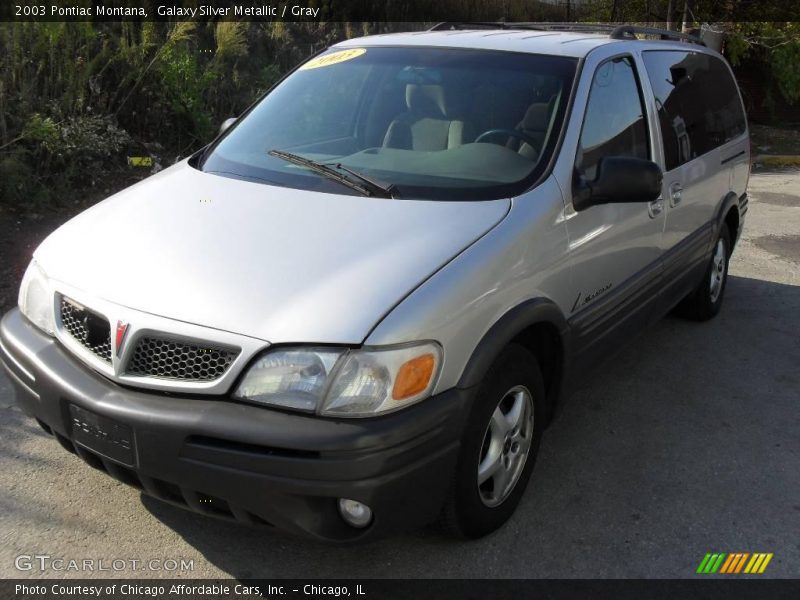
[{"x1": 300, "y1": 48, "x2": 366, "y2": 70}]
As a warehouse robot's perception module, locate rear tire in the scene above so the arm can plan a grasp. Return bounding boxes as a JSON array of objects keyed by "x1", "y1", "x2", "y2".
[
  {"x1": 676, "y1": 225, "x2": 731, "y2": 321},
  {"x1": 439, "y1": 344, "x2": 545, "y2": 538}
]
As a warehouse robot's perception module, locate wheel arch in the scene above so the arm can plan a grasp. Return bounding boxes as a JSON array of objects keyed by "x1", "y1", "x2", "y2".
[
  {"x1": 716, "y1": 191, "x2": 741, "y2": 249},
  {"x1": 457, "y1": 298, "x2": 571, "y2": 423}
]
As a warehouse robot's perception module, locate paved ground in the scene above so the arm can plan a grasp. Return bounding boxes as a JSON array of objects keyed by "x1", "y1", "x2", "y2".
[{"x1": 1, "y1": 170, "x2": 798, "y2": 579}]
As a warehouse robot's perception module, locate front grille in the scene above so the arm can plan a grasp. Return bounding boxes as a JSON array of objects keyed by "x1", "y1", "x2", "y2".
[
  {"x1": 60, "y1": 297, "x2": 112, "y2": 363},
  {"x1": 126, "y1": 337, "x2": 238, "y2": 381}
]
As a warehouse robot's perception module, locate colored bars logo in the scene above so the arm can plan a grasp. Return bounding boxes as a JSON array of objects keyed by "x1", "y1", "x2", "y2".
[{"x1": 696, "y1": 553, "x2": 773, "y2": 574}]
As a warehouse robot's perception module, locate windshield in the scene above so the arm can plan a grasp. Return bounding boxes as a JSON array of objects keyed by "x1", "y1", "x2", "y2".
[{"x1": 201, "y1": 46, "x2": 577, "y2": 200}]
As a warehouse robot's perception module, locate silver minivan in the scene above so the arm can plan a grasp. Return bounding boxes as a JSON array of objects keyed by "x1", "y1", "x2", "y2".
[{"x1": 1, "y1": 23, "x2": 749, "y2": 541}]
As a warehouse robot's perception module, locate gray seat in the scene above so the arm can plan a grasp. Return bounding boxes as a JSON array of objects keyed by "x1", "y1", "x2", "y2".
[
  {"x1": 469, "y1": 84, "x2": 531, "y2": 137},
  {"x1": 506, "y1": 96, "x2": 557, "y2": 160},
  {"x1": 382, "y1": 84, "x2": 473, "y2": 151}
]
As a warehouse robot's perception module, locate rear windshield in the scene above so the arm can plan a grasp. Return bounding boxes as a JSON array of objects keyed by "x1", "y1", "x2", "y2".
[{"x1": 201, "y1": 46, "x2": 577, "y2": 200}]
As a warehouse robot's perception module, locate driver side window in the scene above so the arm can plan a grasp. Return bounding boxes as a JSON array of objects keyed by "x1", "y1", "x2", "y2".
[{"x1": 577, "y1": 56, "x2": 649, "y2": 180}]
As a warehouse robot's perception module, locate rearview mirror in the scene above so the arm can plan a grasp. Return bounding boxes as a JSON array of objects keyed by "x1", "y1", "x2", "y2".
[
  {"x1": 573, "y1": 156, "x2": 662, "y2": 211},
  {"x1": 219, "y1": 117, "x2": 237, "y2": 136}
]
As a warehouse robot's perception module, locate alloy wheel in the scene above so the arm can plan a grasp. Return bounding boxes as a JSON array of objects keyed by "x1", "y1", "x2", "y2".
[
  {"x1": 709, "y1": 238, "x2": 726, "y2": 303},
  {"x1": 477, "y1": 385, "x2": 535, "y2": 507}
]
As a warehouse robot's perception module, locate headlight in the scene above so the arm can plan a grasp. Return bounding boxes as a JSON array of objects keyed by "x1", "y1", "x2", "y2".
[
  {"x1": 233, "y1": 342, "x2": 442, "y2": 417},
  {"x1": 233, "y1": 348, "x2": 342, "y2": 412},
  {"x1": 18, "y1": 260, "x2": 55, "y2": 335}
]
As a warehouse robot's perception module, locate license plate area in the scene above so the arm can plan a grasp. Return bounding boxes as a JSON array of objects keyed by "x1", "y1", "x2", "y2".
[{"x1": 68, "y1": 404, "x2": 135, "y2": 466}]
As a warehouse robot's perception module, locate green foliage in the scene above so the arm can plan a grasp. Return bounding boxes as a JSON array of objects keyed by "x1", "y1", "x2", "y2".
[
  {"x1": 0, "y1": 20, "x2": 324, "y2": 208},
  {"x1": 23, "y1": 114, "x2": 60, "y2": 146},
  {"x1": 727, "y1": 22, "x2": 800, "y2": 109},
  {"x1": 38, "y1": 114, "x2": 132, "y2": 162},
  {"x1": 156, "y1": 41, "x2": 216, "y2": 139},
  {"x1": 773, "y1": 46, "x2": 800, "y2": 104}
]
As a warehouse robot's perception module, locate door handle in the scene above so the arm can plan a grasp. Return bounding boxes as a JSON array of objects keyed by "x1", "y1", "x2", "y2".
[
  {"x1": 648, "y1": 196, "x2": 664, "y2": 218},
  {"x1": 669, "y1": 182, "x2": 683, "y2": 207}
]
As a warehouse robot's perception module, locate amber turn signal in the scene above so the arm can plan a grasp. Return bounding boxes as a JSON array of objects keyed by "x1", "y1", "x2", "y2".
[{"x1": 392, "y1": 353, "x2": 436, "y2": 400}]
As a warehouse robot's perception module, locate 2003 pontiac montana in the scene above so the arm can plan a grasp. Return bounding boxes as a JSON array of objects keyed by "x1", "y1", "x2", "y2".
[{"x1": 1, "y1": 23, "x2": 749, "y2": 541}]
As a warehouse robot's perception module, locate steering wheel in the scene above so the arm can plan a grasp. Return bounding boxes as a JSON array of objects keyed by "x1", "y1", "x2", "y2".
[{"x1": 475, "y1": 128, "x2": 539, "y2": 150}]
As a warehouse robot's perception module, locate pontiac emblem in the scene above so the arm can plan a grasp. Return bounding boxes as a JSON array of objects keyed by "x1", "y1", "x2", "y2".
[{"x1": 115, "y1": 321, "x2": 130, "y2": 356}]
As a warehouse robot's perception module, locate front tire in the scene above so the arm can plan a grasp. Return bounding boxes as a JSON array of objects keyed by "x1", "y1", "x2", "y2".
[
  {"x1": 439, "y1": 344, "x2": 545, "y2": 538},
  {"x1": 676, "y1": 225, "x2": 731, "y2": 321}
]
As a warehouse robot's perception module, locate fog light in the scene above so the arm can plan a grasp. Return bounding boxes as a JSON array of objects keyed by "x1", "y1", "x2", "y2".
[{"x1": 338, "y1": 498, "x2": 372, "y2": 528}]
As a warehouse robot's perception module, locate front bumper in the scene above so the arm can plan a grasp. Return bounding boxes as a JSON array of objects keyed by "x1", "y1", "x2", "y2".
[{"x1": 0, "y1": 308, "x2": 469, "y2": 542}]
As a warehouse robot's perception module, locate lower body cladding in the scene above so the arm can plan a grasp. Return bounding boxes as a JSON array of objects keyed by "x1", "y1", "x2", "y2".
[{"x1": 0, "y1": 308, "x2": 469, "y2": 542}]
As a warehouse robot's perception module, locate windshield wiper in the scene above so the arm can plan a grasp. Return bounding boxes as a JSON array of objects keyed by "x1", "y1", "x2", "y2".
[
  {"x1": 330, "y1": 162, "x2": 398, "y2": 199},
  {"x1": 268, "y1": 149, "x2": 396, "y2": 198}
]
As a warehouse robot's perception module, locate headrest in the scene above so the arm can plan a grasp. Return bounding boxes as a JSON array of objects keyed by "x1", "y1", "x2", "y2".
[
  {"x1": 520, "y1": 102, "x2": 550, "y2": 131},
  {"x1": 406, "y1": 84, "x2": 453, "y2": 117}
]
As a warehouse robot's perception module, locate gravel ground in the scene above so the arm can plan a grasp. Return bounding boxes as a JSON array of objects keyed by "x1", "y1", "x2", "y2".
[{"x1": 1, "y1": 170, "x2": 798, "y2": 579}]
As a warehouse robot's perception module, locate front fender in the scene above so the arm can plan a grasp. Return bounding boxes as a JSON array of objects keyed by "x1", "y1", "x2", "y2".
[{"x1": 363, "y1": 176, "x2": 573, "y2": 396}]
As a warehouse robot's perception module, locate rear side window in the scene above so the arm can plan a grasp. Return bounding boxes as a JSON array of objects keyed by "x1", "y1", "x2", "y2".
[
  {"x1": 642, "y1": 51, "x2": 746, "y2": 171},
  {"x1": 576, "y1": 56, "x2": 649, "y2": 180}
]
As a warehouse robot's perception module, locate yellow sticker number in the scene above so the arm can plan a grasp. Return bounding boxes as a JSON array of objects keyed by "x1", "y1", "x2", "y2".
[{"x1": 299, "y1": 48, "x2": 367, "y2": 71}]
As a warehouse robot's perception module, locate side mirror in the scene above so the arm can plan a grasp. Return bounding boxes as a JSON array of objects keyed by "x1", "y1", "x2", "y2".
[
  {"x1": 573, "y1": 156, "x2": 662, "y2": 211},
  {"x1": 219, "y1": 117, "x2": 237, "y2": 136}
]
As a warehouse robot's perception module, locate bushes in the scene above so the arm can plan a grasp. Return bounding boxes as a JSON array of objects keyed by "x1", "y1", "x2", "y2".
[
  {"x1": 27, "y1": 113, "x2": 131, "y2": 162},
  {"x1": 0, "y1": 21, "x2": 362, "y2": 211},
  {"x1": 726, "y1": 22, "x2": 800, "y2": 117},
  {"x1": 1, "y1": 110, "x2": 132, "y2": 206}
]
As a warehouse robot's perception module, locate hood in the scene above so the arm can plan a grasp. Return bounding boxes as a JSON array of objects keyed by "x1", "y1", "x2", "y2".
[{"x1": 36, "y1": 162, "x2": 510, "y2": 343}]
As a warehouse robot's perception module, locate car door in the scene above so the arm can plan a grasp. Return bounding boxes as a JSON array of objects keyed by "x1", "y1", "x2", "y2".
[
  {"x1": 640, "y1": 50, "x2": 748, "y2": 310},
  {"x1": 563, "y1": 54, "x2": 665, "y2": 368}
]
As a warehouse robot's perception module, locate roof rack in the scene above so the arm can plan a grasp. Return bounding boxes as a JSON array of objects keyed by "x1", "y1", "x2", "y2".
[
  {"x1": 428, "y1": 22, "x2": 508, "y2": 31},
  {"x1": 428, "y1": 22, "x2": 705, "y2": 46},
  {"x1": 428, "y1": 22, "x2": 616, "y2": 33},
  {"x1": 610, "y1": 25, "x2": 704, "y2": 46}
]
